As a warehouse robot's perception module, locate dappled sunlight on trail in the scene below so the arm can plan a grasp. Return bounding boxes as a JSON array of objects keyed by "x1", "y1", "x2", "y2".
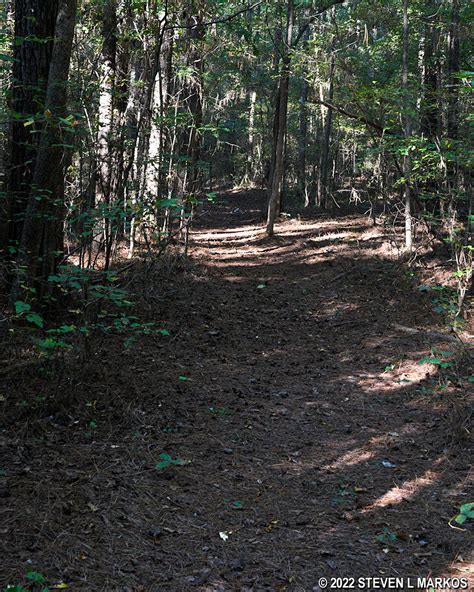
[{"x1": 2, "y1": 192, "x2": 471, "y2": 590}]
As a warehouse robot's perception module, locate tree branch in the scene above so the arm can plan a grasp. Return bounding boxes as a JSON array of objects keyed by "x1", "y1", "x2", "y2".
[
  {"x1": 293, "y1": 0, "x2": 345, "y2": 47},
  {"x1": 165, "y1": 1, "x2": 263, "y2": 31},
  {"x1": 314, "y1": 98, "x2": 397, "y2": 136}
]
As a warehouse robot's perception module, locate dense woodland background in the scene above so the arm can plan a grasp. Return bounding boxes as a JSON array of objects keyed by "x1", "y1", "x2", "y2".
[{"x1": 0, "y1": 0, "x2": 472, "y2": 317}]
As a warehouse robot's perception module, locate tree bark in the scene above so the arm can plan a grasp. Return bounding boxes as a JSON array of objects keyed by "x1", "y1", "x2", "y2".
[
  {"x1": 317, "y1": 52, "x2": 335, "y2": 209},
  {"x1": 11, "y1": 0, "x2": 77, "y2": 301},
  {"x1": 447, "y1": 0, "x2": 460, "y2": 141},
  {"x1": 97, "y1": 0, "x2": 117, "y2": 269},
  {"x1": 402, "y1": 0, "x2": 412, "y2": 251},
  {"x1": 1, "y1": 0, "x2": 59, "y2": 258},
  {"x1": 297, "y1": 15, "x2": 310, "y2": 205},
  {"x1": 421, "y1": 0, "x2": 440, "y2": 138},
  {"x1": 266, "y1": 0, "x2": 293, "y2": 236},
  {"x1": 246, "y1": 89, "x2": 257, "y2": 184}
]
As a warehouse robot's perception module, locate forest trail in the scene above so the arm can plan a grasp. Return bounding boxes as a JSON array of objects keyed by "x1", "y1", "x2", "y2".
[{"x1": 2, "y1": 191, "x2": 472, "y2": 591}]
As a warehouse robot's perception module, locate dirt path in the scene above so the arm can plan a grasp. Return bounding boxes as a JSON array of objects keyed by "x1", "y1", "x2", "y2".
[{"x1": 1, "y1": 191, "x2": 472, "y2": 591}]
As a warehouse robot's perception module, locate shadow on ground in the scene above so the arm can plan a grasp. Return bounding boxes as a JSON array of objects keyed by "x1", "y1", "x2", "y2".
[{"x1": 1, "y1": 191, "x2": 472, "y2": 591}]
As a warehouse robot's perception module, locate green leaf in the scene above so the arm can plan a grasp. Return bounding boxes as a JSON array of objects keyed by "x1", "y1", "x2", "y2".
[
  {"x1": 454, "y1": 514, "x2": 467, "y2": 525},
  {"x1": 178, "y1": 375, "x2": 189, "y2": 381},
  {"x1": 459, "y1": 502, "x2": 474, "y2": 515},
  {"x1": 155, "y1": 452, "x2": 186, "y2": 469},
  {"x1": 432, "y1": 349, "x2": 453, "y2": 356},
  {"x1": 26, "y1": 313, "x2": 44, "y2": 328},
  {"x1": 15, "y1": 300, "x2": 31, "y2": 314},
  {"x1": 48, "y1": 325, "x2": 75, "y2": 334},
  {"x1": 171, "y1": 457, "x2": 186, "y2": 466},
  {"x1": 158, "y1": 329, "x2": 170, "y2": 336},
  {"x1": 36, "y1": 338, "x2": 70, "y2": 351},
  {"x1": 418, "y1": 357, "x2": 451, "y2": 367},
  {"x1": 25, "y1": 572, "x2": 46, "y2": 584}
]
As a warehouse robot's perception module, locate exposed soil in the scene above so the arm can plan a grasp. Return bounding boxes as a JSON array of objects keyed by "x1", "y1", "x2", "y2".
[{"x1": 1, "y1": 190, "x2": 473, "y2": 592}]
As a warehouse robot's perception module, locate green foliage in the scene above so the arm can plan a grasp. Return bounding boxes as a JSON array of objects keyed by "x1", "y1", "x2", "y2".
[
  {"x1": 14, "y1": 301, "x2": 45, "y2": 329},
  {"x1": 155, "y1": 452, "x2": 187, "y2": 470},
  {"x1": 3, "y1": 571, "x2": 51, "y2": 592},
  {"x1": 418, "y1": 357, "x2": 452, "y2": 369},
  {"x1": 419, "y1": 284, "x2": 464, "y2": 328},
  {"x1": 224, "y1": 498, "x2": 244, "y2": 509},
  {"x1": 376, "y1": 527, "x2": 398, "y2": 544},
  {"x1": 418, "y1": 348, "x2": 453, "y2": 369},
  {"x1": 10, "y1": 262, "x2": 169, "y2": 358},
  {"x1": 451, "y1": 502, "x2": 474, "y2": 526},
  {"x1": 14, "y1": 301, "x2": 31, "y2": 314},
  {"x1": 24, "y1": 573, "x2": 46, "y2": 585}
]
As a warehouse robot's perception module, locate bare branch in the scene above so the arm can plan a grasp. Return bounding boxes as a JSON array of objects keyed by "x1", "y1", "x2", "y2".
[
  {"x1": 313, "y1": 98, "x2": 397, "y2": 135},
  {"x1": 293, "y1": 0, "x2": 346, "y2": 47},
  {"x1": 165, "y1": 1, "x2": 263, "y2": 32}
]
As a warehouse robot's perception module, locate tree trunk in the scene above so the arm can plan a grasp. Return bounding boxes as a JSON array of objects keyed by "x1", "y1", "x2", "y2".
[
  {"x1": 266, "y1": 0, "x2": 294, "y2": 236},
  {"x1": 447, "y1": 0, "x2": 460, "y2": 141},
  {"x1": 421, "y1": 0, "x2": 440, "y2": 138},
  {"x1": 97, "y1": 0, "x2": 117, "y2": 269},
  {"x1": 1, "y1": 0, "x2": 59, "y2": 259},
  {"x1": 402, "y1": 0, "x2": 412, "y2": 251},
  {"x1": 317, "y1": 52, "x2": 335, "y2": 209},
  {"x1": 11, "y1": 0, "x2": 77, "y2": 302},
  {"x1": 146, "y1": 19, "x2": 173, "y2": 198},
  {"x1": 298, "y1": 76, "x2": 309, "y2": 205},
  {"x1": 246, "y1": 89, "x2": 257, "y2": 184},
  {"x1": 297, "y1": 13, "x2": 310, "y2": 205}
]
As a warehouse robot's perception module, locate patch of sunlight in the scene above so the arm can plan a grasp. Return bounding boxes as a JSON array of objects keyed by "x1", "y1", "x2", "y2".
[
  {"x1": 193, "y1": 224, "x2": 263, "y2": 240},
  {"x1": 323, "y1": 447, "x2": 375, "y2": 470},
  {"x1": 322, "y1": 424, "x2": 421, "y2": 472},
  {"x1": 361, "y1": 465, "x2": 442, "y2": 513},
  {"x1": 311, "y1": 231, "x2": 356, "y2": 242},
  {"x1": 353, "y1": 360, "x2": 429, "y2": 395}
]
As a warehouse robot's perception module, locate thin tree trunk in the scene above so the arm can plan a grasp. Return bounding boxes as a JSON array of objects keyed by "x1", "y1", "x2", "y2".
[
  {"x1": 447, "y1": 0, "x2": 460, "y2": 141},
  {"x1": 317, "y1": 52, "x2": 335, "y2": 209},
  {"x1": 96, "y1": 0, "x2": 117, "y2": 269},
  {"x1": 297, "y1": 13, "x2": 310, "y2": 205},
  {"x1": 146, "y1": 22, "x2": 172, "y2": 200},
  {"x1": 421, "y1": 0, "x2": 440, "y2": 138},
  {"x1": 266, "y1": 0, "x2": 294, "y2": 236},
  {"x1": 402, "y1": 0, "x2": 412, "y2": 251},
  {"x1": 246, "y1": 89, "x2": 257, "y2": 184}
]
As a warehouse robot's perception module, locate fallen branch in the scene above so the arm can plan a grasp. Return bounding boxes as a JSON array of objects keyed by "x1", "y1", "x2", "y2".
[{"x1": 391, "y1": 323, "x2": 460, "y2": 343}]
